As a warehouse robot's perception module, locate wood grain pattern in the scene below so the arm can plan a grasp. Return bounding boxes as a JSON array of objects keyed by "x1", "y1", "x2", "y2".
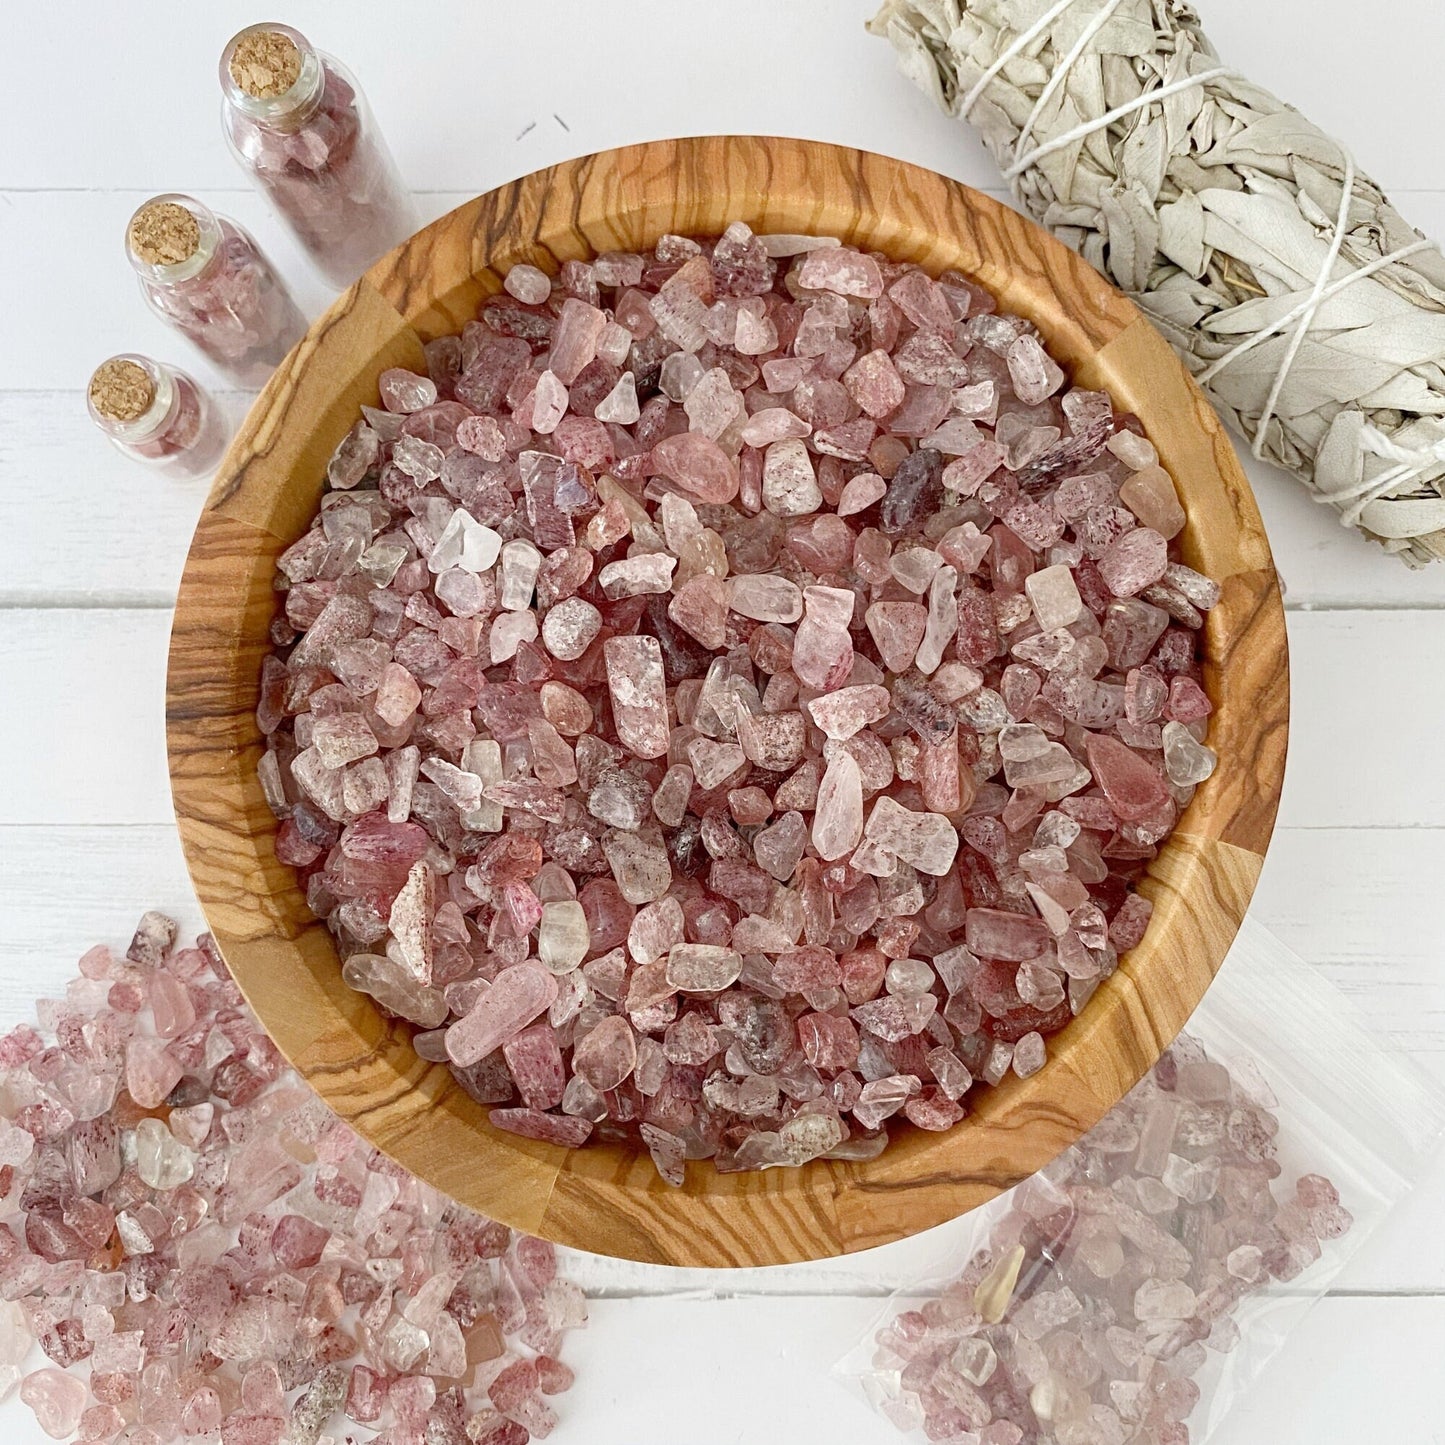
[{"x1": 166, "y1": 137, "x2": 1288, "y2": 1267}]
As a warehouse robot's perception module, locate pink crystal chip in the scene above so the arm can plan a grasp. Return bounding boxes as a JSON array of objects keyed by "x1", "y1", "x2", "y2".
[
  {"x1": 446, "y1": 963, "x2": 558, "y2": 1067},
  {"x1": 260, "y1": 223, "x2": 1221, "y2": 1183}
]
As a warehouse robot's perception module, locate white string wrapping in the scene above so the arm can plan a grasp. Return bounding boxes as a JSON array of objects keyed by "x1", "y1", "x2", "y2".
[
  {"x1": 1004, "y1": 68, "x2": 1234, "y2": 179},
  {"x1": 870, "y1": 0, "x2": 1445, "y2": 564}
]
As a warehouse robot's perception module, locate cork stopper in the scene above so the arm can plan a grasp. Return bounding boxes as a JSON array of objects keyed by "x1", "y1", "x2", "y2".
[
  {"x1": 229, "y1": 29, "x2": 302, "y2": 98},
  {"x1": 128, "y1": 201, "x2": 201, "y2": 267},
  {"x1": 89, "y1": 359, "x2": 155, "y2": 422}
]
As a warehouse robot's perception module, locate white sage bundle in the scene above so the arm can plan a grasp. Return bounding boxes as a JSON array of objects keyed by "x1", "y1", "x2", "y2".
[{"x1": 869, "y1": 0, "x2": 1445, "y2": 565}]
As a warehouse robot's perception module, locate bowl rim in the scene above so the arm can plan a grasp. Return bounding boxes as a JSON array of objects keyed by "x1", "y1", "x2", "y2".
[{"x1": 166, "y1": 134, "x2": 1288, "y2": 1267}]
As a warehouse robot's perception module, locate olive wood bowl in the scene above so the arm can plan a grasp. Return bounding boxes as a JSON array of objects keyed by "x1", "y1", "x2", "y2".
[{"x1": 166, "y1": 136, "x2": 1287, "y2": 1267}]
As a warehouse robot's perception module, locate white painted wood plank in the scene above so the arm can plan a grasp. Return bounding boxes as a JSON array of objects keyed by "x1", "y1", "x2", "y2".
[
  {"x1": 7, "y1": 377, "x2": 1445, "y2": 609},
  {"x1": 0, "y1": 2, "x2": 986, "y2": 194},
  {"x1": 558, "y1": 1295, "x2": 1445, "y2": 1444},
  {"x1": 0, "y1": 190, "x2": 327, "y2": 394},
  {"x1": 557, "y1": 1295, "x2": 1445, "y2": 1444},
  {"x1": 0, "y1": 391, "x2": 233, "y2": 607},
  {"x1": 4, "y1": 607, "x2": 1442, "y2": 828},
  {"x1": 2, "y1": 821, "x2": 1442, "y2": 1296},
  {"x1": 0, "y1": 190, "x2": 464, "y2": 395},
  {"x1": 1251, "y1": 830, "x2": 1445, "y2": 1056},
  {"x1": 6, "y1": 1, "x2": 1445, "y2": 197},
  {"x1": 0, "y1": 827, "x2": 202, "y2": 1005},
  {"x1": 16, "y1": 186, "x2": 1427, "y2": 402},
  {"x1": 6, "y1": 185, "x2": 1445, "y2": 606},
  {"x1": 1280, "y1": 609, "x2": 1445, "y2": 829},
  {"x1": 0, "y1": 179, "x2": 977, "y2": 395},
  {"x1": 1218, "y1": 1296, "x2": 1445, "y2": 1440},
  {"x1": 0, "y1": 1292, "x2": 1435, "y2": 1444},
  {"x1": 0, "y1": 612, "x2": 174, "y2": 827},
  {"x1": 4, "y1": 829, "x2": 1438, "y2": 1055}
]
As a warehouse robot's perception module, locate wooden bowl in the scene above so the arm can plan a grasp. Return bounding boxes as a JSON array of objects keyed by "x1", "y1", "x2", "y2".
[{"x1": 167, "y1": 136, "x2": 1286, "y2": 1267}]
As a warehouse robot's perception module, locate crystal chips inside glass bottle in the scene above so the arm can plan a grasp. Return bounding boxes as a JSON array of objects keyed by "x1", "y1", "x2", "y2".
[
  {"x1": 125, "y1": 193, "x2": 306, "y2": 386},
  {"x1": 86, "y1": 354, "x2": 228, "y2": 479},
  {"x1": 218, "y1": 23, "x2": 418, "y2": 288}
]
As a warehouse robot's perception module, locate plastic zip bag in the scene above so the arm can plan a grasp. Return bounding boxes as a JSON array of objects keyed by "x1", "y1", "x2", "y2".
[{"x1": 837, "y1": 917, "x2": 1445, "y2": 1444}]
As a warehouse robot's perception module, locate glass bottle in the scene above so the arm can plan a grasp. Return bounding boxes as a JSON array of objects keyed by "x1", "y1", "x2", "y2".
[
  {"x1": 87, "y1": 355, "x2": 228, "y2": 480},
  {"x1": 218, "y1": 23, "x2": 418, "y2": 288},
  {"x1": 125, "y1": 193, "x2": 306, "y2": 387}
]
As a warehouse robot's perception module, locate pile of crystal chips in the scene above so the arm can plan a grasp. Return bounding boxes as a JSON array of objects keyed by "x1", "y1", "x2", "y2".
[
  {"x1": 863, "y1": 1037, "x2": 1352, "y2": 1444},
  {"x1": 259, "y1": 221, "x2": 1221, "y2": 1182},
  {"x1": 0, "y1": 914, "x2": 583, "y2": 1443}
]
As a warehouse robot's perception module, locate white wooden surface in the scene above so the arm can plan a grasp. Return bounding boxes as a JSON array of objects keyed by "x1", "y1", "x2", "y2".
[{"x1": 3, "y1": 3, "x2": 1445, "y2": 1440}]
